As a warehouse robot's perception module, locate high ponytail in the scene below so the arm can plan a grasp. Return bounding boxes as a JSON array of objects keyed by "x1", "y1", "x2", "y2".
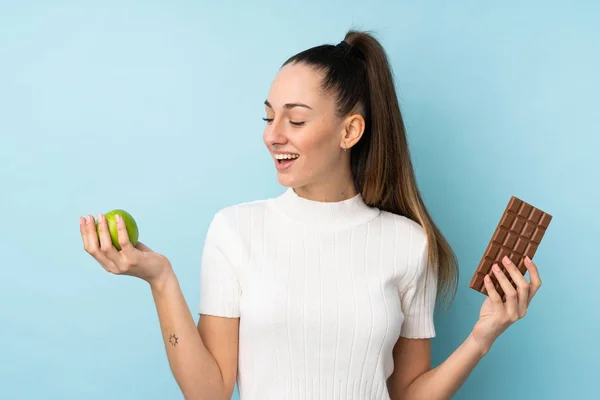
[{"x1": 283, "y1": 30, "x2": 459, "y2": 311}]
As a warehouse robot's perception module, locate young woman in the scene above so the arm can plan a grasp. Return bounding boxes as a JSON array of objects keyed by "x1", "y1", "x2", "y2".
[{"x1": 80, "y1": 30, "x2": 543, "y2": 400}]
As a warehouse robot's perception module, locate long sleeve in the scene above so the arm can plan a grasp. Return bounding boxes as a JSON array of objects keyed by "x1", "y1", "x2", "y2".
[
  {"x1": 198, "y1": 210, "x2": 242, "y2": 318},
  {"x1": 398, "y1": 234, "x2": 438, "y2": 339}
]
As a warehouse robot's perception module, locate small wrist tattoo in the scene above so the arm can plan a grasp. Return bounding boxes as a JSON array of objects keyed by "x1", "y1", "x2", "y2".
[{"x1": 168, "y1": 333, "x2": 179, "y2": 346}]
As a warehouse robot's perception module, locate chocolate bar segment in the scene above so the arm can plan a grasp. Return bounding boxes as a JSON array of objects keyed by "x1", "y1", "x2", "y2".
[{"x1": 469, "y1": 196, "x2": 552, "y2": 301}]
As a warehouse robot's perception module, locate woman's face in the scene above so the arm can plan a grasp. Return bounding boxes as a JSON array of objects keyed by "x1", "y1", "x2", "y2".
[{"x1": 263, "y1": 62, "x2": 347, "y2": 189}]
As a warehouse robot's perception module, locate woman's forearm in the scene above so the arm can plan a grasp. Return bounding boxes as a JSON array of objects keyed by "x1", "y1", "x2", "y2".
[
  {"x1": 150, "y1": 267, "x2": 226, "y2": 400},
  {"x1": 403, "y1": 332, "x2": 490, "y2": 400}
]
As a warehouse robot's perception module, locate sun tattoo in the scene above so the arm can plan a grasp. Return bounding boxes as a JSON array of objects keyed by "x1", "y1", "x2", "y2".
[{"x1": 168, "y1": 334, "x2": 179, "y2": 346}]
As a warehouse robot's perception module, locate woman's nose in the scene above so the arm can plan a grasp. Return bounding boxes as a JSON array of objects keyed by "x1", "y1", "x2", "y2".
[{"x1": 264, "y1": 119, "x2": 288, "y2": 146}]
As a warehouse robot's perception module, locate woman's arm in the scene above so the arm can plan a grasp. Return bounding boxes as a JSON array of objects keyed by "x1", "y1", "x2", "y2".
[
  {"x1": 399, "y1": 255, "x2": 543, "y2": 400},
  {"x1": 151, "y1": 268, "x2": 234, "y2": 400},
  {"x1": 399, "y1": 332, "x2": 488, "y2": 400},
  {"x1": 80, "y1": 213, "x2": 237, "y2": 399}
]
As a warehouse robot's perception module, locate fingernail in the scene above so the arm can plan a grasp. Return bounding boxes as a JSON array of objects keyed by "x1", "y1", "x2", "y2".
[
  {"x1": 492, "y1": 263, "x2": 501, "y2": 272},
  {"x1": 97, "y1": 214, "x2": 102, "y2": 222},
  {"x1": 79, "y1": 217, "x2": 84, "y2": 225},
  {"x1": 86, "y1": 215, "x2": 92, "y2": 223},
  {"x1": 116, "y1": 214, "x2": 121, "y2": 223},
  {"x1": 485, "y1": 274, "x2": 491, "y2": 282},
  {"x1": 525, "y1": 256, "x2": 532, "y2": 264},
  {"x1": 502, "y1": 256, "x2": 510, "y2": 265}
]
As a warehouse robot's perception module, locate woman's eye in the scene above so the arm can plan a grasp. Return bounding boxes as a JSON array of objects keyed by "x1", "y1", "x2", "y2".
[{"x1": 262, "y1": 117, "x2": 305, "y2": 127}]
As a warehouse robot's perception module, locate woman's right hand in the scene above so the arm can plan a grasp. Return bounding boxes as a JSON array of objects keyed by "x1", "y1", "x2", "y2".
[{"x1": 79, "y1": 214, "x2": 173, "y2": 288}]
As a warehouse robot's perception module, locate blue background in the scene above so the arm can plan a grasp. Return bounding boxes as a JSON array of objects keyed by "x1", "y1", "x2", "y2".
[{"x1": 1, "y1": 1, "x2": 598, "y2": 399}]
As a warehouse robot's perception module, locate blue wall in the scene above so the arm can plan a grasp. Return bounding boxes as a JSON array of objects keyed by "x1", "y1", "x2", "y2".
[{"x1": 1, "y1": 1, "x2": 598, "y2": 398}]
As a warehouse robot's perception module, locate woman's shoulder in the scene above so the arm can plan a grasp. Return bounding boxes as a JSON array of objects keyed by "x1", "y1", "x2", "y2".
[
  {"x1": 210, "y1": 196, "x2": 273, "y2": 228},
  {"x1": 378, "y1": 209, "x2": 427, "y2": 245}
]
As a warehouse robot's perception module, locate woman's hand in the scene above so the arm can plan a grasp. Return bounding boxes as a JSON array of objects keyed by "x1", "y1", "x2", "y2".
[
  {"x1": 471, "y1": 255, "x2": 542, "y2": 353},
  {"x1": 80, "y1": 214, "x2": 172, "y2": 288}
]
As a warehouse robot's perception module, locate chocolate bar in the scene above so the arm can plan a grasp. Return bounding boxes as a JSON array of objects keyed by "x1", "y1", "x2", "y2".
[{"x1": 469, "y1": 196, "x2": 552, "y2": 301}]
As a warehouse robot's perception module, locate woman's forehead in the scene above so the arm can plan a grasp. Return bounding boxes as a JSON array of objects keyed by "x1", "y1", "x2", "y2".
[{"x1": 267, "y1": 63, "x2": 331, "y2": 110}]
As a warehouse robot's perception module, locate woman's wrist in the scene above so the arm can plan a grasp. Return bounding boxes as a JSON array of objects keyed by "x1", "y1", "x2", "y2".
[
  {"x1": 466, "y1": 330, "x2": 494, "y2": 358},
  {"x1": 149, "y1": 261, "x2": 176, "y2": 293}
]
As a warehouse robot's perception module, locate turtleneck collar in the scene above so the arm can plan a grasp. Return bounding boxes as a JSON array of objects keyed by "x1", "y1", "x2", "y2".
[{"x1": 270, "y1": 187, "x2": 381, "y2": 230}]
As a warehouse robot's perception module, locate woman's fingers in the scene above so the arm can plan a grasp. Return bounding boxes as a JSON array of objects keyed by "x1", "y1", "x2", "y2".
[
  {"x1": 82, "y1": 215, "x2": 101, "y2": 254},
  {"x1": 115, "y1": 214, "x2": 134, "y2": 253},
  {"x1": 501, "y1": 256, "x2": 530, "y2": 318},
  {"x1": 96, "y1": 214, "x2": 120, "y2": 262},
  {"x1": 524, "y1": 256, "x2": 542, "y2": 306},
  {"x1": 79, "y1": 216, "x2": 89, "y2": 248},
  {"x1": 114, "y1": 215, "x2": 143, "y2": 271},
  {"x1": 81, "y1": 214, "x2": 118, "y2": 273},
  {"x1": 492, "y1": 263, "x2": 519, "y2": 321},
  {"x1": 483, "y1": 274, "x2": 504, "y2": 312}
]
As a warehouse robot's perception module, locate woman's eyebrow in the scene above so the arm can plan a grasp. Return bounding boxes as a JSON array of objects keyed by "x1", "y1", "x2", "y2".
[{"x1": 264, "y1": 100, "x2": 313, "y2": 110}]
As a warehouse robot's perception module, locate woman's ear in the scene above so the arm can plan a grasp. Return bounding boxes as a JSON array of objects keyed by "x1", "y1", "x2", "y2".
[{"x1": 340, "y1": 113, "x2": 365, "y2": 150}]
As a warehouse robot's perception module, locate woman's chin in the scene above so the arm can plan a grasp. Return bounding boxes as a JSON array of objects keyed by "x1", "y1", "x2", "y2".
[{"x1": 277, "y1": 174, "x2": 300, "y2": 188}]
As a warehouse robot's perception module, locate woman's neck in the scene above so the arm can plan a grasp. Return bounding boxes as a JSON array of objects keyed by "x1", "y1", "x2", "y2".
[
  {"x1": 291, "y1": 180, "x2": 358, "y2": 203},
  {"x1": 271, "y1": 185, "x2": 380, "y2": 230}
]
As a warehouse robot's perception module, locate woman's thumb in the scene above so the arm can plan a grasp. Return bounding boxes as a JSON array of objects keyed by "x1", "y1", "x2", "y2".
[{"x1": 135, "y1": 241, "x2": 153, "y2": 252}]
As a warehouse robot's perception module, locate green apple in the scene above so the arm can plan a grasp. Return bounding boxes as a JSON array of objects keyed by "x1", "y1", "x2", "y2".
[{"x1": 95, "y1": 209, "x2": 139, "y2": 251}]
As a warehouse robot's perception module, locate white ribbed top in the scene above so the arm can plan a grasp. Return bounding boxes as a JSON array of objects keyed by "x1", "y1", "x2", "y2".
[{"x1": 198, "y1": 187, "x2": 437, "y2": 400}]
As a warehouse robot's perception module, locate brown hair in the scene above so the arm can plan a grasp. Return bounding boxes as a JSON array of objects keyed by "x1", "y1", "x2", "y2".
[{"x1": 282, "y1": 29, "x2": 459, "y2": 311}]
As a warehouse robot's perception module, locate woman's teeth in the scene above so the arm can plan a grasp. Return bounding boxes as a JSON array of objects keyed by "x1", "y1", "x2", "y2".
[{"x1": 275, "y1": 154, "x2": 299, "y2": 160}]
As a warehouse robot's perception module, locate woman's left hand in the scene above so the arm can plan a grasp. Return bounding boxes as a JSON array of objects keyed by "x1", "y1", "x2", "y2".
[{"x1": 471, "y1": 255, "x2": 542, "y2": 353}]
